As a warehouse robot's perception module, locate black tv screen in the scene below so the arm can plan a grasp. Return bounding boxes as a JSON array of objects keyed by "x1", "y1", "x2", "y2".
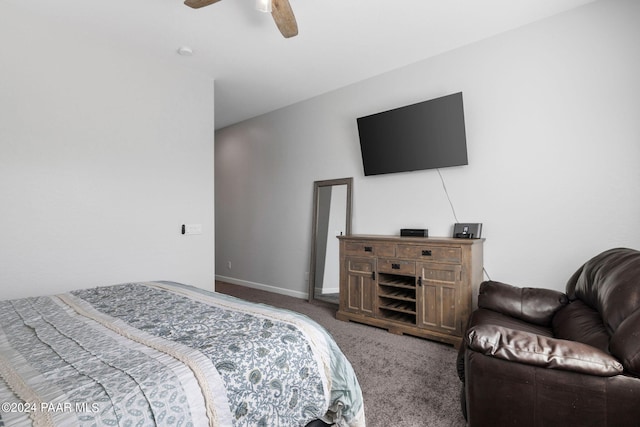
[{"x1": 357, "y1": 92, "x2": 468, "y2": 176}]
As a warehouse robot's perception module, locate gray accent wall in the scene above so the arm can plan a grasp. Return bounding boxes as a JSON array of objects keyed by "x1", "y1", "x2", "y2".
[{"x1": 215, "y1": 0, "x2": 640, "y2": 297}]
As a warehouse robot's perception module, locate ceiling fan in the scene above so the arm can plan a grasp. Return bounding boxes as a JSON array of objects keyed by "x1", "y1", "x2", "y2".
[{"x1": 184, "y1": 0, "x2": 298, "y2": 38}]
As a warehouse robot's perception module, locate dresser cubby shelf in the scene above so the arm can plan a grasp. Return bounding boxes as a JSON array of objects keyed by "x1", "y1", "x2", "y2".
[
  {"x1": 378, "y1": 309, "x2": 416, "y2": 325},
  {"x1": 377, "y1": 274, "x2": 415, "y2": 288},
  {"x1": 378, "y1": 287, "x2": 416, "y2": 301},
  {"x1": 378, "y1": 297, "x2": 416, "y2": 313}
]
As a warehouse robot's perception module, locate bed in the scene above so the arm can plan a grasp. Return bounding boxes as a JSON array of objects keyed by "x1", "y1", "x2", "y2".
[{"x1": 0, "y1": 281, "x2": 365, "y2": 426}]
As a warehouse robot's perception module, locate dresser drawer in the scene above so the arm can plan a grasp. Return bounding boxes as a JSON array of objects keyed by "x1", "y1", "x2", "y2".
[
  {"x1": 397, "y1": 245, "x2": 462, "y2": 263},
  {"x1": 344, "y1": 241, "x2": 396, "y2": 257},
  {"x1": 346, "y1": 257, "x2": 375, "y2": 274},
  {"x1": 418, "y1": 263, "x2": 462, "y2": 284},
  {"x1": 378, "y1": 258, "x2": 416, "y2": 275}
]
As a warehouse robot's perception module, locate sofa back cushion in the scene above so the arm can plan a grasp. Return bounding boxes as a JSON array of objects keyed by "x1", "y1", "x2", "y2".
[
  {"x1": 553, "y1": 300, "x2": 610, "y2": 353},
  {"x1": 566, "y1": 248, "x2": 640, "y2": 335}
]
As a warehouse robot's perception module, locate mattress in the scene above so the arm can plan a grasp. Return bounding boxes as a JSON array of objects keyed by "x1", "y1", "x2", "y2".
[{"x1": 0, "y1": 281, "x2": 365, "y2": 426}]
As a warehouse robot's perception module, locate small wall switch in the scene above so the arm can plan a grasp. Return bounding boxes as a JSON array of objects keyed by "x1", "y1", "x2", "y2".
[{"x1": 183, "y1": 224, "x2": 203, "y2": 235}]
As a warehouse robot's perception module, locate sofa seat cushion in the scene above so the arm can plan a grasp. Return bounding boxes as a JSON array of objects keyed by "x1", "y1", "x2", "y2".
[
  {"x1": 467, "y1": 324, "x2": 624, "y2": 376},
  {"x1": 553, "y1": 300, "x2": 610, "y2": 353},
  {"x1": 610, "y1": 307, "x2": 640, "y2": 375}
]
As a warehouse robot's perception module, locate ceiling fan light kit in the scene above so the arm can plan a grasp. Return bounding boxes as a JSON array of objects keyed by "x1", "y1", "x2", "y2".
[{"x1": 184, "y1": 0, "x2": 298, "y2": 38}]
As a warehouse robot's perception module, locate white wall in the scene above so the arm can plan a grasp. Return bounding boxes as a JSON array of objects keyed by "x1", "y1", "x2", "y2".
[
  {"x1": 216, "y1": 0, "x2": 640, "y2": 296},
  {"x1": 0, "y1": 3, "x2": 215, "y2": 299}
]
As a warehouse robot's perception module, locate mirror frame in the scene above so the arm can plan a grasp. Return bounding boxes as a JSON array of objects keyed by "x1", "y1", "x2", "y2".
[{"x1": 308, "y1": 177, "x2": 353, "y2": 303}]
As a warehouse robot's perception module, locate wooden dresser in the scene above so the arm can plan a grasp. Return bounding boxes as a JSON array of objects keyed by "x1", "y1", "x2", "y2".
[{"x1": 336, "y1": 235, "x2": 484, "y2": 348}]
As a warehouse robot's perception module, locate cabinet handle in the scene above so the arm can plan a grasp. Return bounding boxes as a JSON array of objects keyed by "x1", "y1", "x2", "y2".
[
  {"x1": 372, "y1": 272, "x2": 376, "y2": 280},
  {"x1": 418, "y1": 277, "x2": 422, "y2": 287},
  {"x1": 364, "y1": 246, "x2": 373, "y2": 252},
  {"x1": 391, "y1": 263, "x2": 400, "y2": 270},
  {"x1": 422, "y1": 250, "x2": 432, "y2": 256}
]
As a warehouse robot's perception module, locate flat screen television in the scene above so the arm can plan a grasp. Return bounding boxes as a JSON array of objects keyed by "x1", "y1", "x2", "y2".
[{"x1": 356, "y1": 92, "x2": 467, "y2": 176}]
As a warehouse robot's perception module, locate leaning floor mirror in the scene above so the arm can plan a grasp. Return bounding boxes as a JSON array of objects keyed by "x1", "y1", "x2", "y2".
[{"x1": 308, "y1": 178, "x2": 353, "y2": 304}]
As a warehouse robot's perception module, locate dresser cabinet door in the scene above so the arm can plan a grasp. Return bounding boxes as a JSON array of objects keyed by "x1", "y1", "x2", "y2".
[
  {"x1": 418, "y1": 262, "x2": 463, "y2": 334},
  {"x1": 342, "y1": 257, "x2": 375, "y2": 316}
]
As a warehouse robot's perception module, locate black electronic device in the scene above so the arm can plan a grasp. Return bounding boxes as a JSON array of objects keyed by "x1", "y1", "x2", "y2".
[
  {"x1": 401, "y1": 228, "x2": 429, "y2": 238},
  {"x1": 357, "y1": 92, "x2": 468, "y2": 176},
  {"x1": 453, "y1": 223, "x2": 482, "y2": 239}
]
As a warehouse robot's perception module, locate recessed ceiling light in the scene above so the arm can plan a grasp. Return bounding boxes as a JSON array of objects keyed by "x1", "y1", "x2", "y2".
[{"x1": 177, "y1": 46, "x2": 194, "y2": 56}]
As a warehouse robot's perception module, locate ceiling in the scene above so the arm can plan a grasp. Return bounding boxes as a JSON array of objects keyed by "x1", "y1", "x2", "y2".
[{"x1": 6, "y1": 0, "x2": 596, "y2": 129}]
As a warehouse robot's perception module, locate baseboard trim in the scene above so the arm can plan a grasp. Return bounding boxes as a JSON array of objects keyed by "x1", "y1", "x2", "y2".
[
  {"x1": 318, "y1": 286, "x2": 339, "y2": 294},
  {"x1": 215, "y1": 275, "x2": 309, "y2": 300}
]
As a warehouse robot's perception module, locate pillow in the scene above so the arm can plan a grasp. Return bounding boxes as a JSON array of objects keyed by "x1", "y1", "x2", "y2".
[
  {"x1": 467, "y1": 324, "x2": 623, "y2": 377},
  {"x1": 478, "y1": 281, "x2": 568, "y2": 326}
]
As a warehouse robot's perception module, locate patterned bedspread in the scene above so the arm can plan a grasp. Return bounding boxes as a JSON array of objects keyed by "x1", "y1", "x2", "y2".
[{"x1": 0, "y1": 281, "x2": 365, "y2": 426}]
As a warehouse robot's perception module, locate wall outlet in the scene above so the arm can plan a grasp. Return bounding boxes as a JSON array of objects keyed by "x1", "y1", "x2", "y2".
[{"x1": 227, "y1": 261, "x2": 232, "y2": 270}]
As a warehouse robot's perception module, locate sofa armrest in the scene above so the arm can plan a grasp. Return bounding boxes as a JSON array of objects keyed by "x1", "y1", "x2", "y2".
[
  {"x1": 478, "y1": 280, "x2": 568, "y2": 326},
  {"x1": 467, "y1": 324, "x2": 623, "y2": 376}
]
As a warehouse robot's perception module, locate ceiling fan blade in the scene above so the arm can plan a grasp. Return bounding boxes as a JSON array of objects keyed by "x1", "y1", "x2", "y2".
[
  {"x1": 271, "y1": 0, "x2": 298, "y2": 38},
  {"x1": 184, "y1": 0, "x2": 222, "y2": 9}
]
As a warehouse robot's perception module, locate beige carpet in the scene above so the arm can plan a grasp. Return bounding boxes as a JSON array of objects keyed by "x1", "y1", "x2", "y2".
[{"x1": 215, "y1": 281, "x2": 467, "y2": 427}]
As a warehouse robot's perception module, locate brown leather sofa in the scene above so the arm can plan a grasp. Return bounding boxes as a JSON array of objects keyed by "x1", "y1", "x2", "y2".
[{"x1": 457, "y1": 248, "x2": 640, "y2": 426}]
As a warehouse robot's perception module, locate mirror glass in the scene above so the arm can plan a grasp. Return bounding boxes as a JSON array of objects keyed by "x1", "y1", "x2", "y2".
[{"x1": 308, "y1": 178, "x2": 352, "y2": 304}]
